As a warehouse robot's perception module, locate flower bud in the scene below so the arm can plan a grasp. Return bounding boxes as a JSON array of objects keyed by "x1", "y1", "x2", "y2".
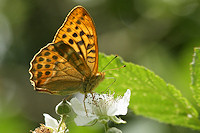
[
  {"x1": 110, "y1": 116, "x2": 126, "y2": 124},
  {"x1": 106, "y1": 127, "x2": 122, "y2": 133},
  {"x1": 55, "y1": 100, "x2": 72, "y2": 115}
]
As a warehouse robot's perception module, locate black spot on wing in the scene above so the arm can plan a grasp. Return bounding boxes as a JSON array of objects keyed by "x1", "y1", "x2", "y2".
[
  {"x1": 37, "y1": 64, "x2": 42, "y2": 69},
  {"x1": 72, "y1": 33, "x2": 78, "y2": 37},
  {"x1": 37, "y1": 72, "x2": 43, "y2": 78},
  {"x1": 45, "y1": 71, "x2": 50, "y2": 75},
  {"x1": 44, "y1": 52, "x2": 50, "y2": 56},
  {"x1": 39, "y1": 57, "x2": 44, "y2": 61},
  {"x1": 87, "y1": 35, "x2": 93, "y2": 39},
  {"x1": 69, "y1": 39, "x2": 74, "y2": 44},
  {"x1": 87, "y1": 56, "x2": 95, "y2": 59},
  {"x1": 87, "y1": 56, "x2": 95, "y2": 63},
  {"x1": 67, "y1": 28, "x2": 71, "y2": 32},
  {"x1": 62, "y1": 34, "x2": 67, "y2": 38},
  {"x1": 76, "y1": 20, "x2": 81, "y2": 24},
  {"x1": 77, "y1": 40, "x2": 84, "y2": 45},
  {"x1": 88, "y1": 60, "x2": 95, "y2": 63},
  {"x1": 52, "y1": 55, "x2": 58, "y2": 60},
  {"x1": 45, "y1": 64, "x2": 50, "y2": 68},
  {"x1": 46, "y1": 59, "x2": 51, "y2": 62},
  {"x1": 86, "y1": 43, "x2": 95, "y2": 50},
  {"x1": 88, "y1": 50, "x2": 95, "y2": 54},
  {"x1": 80, "y1": 31, "x2": 85, "y2": 36}
]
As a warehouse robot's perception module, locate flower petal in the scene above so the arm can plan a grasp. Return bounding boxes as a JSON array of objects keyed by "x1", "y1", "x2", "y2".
[
  {"x1": 43, "y1": 113, "x2": 59, "y2": 129},
  {"x1": 70, "y1": 98, "x2": 87, "y2": 115},
  {"x1": 74, "y1": 115, "x2": 98, "y2": 126},
  {"x1": 70, "y1": 97, "x2": 95, "y2": 117},
  {"x1": 107, "y1": 127, "x2": 122, "y2": 133},
  {"x1": 108, "y1": 89, "x2": 131, "y2": 116},
  {"x1": 107, "y1": 101, "x2": 118, "y2": 116},
  {"x1": 116, "y1": 89, "x2": 131, "y2": 115}
]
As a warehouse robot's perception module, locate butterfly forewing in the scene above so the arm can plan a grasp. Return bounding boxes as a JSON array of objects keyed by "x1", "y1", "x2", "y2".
[
  {"x1": 53, "y1": 6, "x2": 98, "y2": 75},
  {"x1": 53, "y1": 41, "x2": 91, "y2": 77}
]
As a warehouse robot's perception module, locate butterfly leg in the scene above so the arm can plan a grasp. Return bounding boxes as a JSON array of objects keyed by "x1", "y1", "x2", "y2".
[
  {"x1": 83, "y1": 94, "x2": 88, "y2": 117},
  {"x1": 64, "y1": 95, "x2": 72, "y2": 101}
]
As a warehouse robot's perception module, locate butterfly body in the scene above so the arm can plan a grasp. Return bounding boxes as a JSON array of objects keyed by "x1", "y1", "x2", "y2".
[{"x1": 29, "y1": 6, "x2": 104, "y2": 96}]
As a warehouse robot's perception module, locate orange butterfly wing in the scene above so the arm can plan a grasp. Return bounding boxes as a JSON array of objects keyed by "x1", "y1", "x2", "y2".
[
  {"x1": 29, "y1": 41, "x2": 91, "y2": 95},
  {"x1": 53, "y1": 6, "x2": 98, "y2": 75},
  {"x1": 29, "y1": 6, "x2": 104, "y2": 95}
]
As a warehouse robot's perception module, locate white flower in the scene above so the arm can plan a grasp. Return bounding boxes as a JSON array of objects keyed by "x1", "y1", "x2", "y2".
[
  {"x1": 43, "y1": 113, "x2": 69, "y2": 133},
  {"x1": 70, "y1": 89, "x2": 131, "y2": 126}
]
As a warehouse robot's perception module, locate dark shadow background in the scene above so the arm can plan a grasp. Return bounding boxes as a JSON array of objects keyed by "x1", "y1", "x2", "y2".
[{"x1": 0, "y1": 0, "x2": 200, "y2": 132}]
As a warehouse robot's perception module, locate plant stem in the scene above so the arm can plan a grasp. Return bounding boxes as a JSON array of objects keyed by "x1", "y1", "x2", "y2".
[
  {"x1": 58, "y1": 115, "x2": 67, "y2": 132},
  {"x1": 104, "y1": 122, "x2": 109, "y2": 132}
]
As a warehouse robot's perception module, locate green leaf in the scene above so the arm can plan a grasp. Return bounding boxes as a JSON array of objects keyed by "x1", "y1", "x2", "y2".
[
  {"x1": 96, "y1": 53, "x2": 200, "y2": 130},
  {"x1": 191, "y1": 48, "x2": 200, "y2": 107}
]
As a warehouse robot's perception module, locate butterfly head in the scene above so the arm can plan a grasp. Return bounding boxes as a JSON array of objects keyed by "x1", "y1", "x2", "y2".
[{"x1": 95, "y1": 72, "x2": 105, "y2": 83}]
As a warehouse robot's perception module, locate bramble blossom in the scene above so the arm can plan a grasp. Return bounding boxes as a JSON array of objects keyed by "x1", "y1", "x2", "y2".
[{"x1": 70, "y1": 89, "x2": 131, "y2": 126}]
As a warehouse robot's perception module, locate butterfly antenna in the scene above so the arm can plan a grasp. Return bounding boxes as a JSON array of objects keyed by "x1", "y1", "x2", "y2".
[
  {"x1": 101, "y1": 55, "x2": 118, "y2": 72},
  {"x1": 102, "y1": 65, "x2": 126, "y2": 72}
]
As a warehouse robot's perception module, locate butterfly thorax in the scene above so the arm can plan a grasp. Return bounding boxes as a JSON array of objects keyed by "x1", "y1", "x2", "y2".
[{"x1": 82, "y1": 72, "x2": 105, "y2": 93}]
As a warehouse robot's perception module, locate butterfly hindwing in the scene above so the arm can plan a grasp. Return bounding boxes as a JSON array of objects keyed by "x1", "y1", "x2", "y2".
[
  {"x1": 53, "y1": 6, "x2": 98, "y2": 76},
  {"x1": 29, "y1": 41, "x2": 90, "y2": 95}
]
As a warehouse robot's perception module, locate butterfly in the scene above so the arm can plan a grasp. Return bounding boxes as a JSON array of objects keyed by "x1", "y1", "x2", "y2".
[{"x1": 29, "y1": 6, "x2": 105, "y2": 96}]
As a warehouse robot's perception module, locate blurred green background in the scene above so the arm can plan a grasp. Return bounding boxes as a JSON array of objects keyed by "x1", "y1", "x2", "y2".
[{"x1": 1, "y1": 0, "x2": 200, "y2": 132}]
